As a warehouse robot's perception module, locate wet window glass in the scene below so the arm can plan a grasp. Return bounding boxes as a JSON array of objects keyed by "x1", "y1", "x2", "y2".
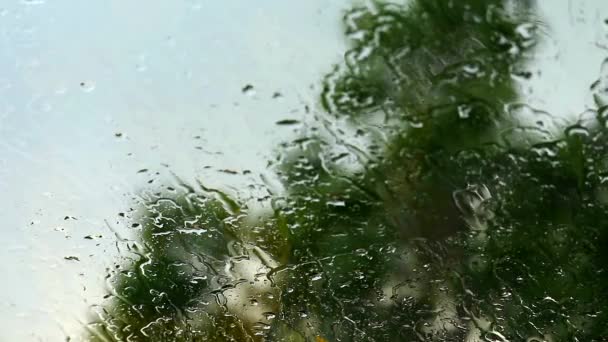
[{"x1": 3, "y1": 1, "x2": 608, "y2": 341}]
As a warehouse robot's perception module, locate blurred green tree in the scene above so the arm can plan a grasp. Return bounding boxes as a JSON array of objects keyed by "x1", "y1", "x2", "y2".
[{"x1": 86, "y1": 0, "x2": 608, "y2": 341}]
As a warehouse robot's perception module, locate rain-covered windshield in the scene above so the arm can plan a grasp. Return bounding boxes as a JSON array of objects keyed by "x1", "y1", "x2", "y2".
[{"x1": 2, "y1": 1, "x2": 608, "y2": 341}]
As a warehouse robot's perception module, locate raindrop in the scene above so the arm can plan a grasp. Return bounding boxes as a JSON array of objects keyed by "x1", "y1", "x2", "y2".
[
  {"x1": 327, "y1": 200, "x2": 346, "y2": 207},
  {"x1": 311, "y1": 274, "x2": 323, "y2": 281},
  {"x1": 591, "y1": 58, "x2": 608, "y2": 107},
  {"x1": 452, "y1": 183, "x2": 493, "y2": 228},
  {"x1": 515, "y1": 22, "x2": 536, "y2": 40},
  {"x1": 462, "y1": 63, "x2": 480, "y2": 75},
  {"x1": 458, "y1": 104, "x2": 472, "y2": 119},
  {"x1": 598, "y1": 106, "x2": 608, "y2": 127},
  {"x1": 565, "y1": 124, "x2": 590, "y2": 139},
  {"x1": 275, "y1": 119, "x2": 300, "y2": 126},
  {"x1": 242, "y1": 84, "x2": 255, "y2": 97},
  {"x1": 262, "y1": 312, "x2": 276, "y2": 320},
  {"x1": 79, "y1": 81, "x2": 95, "y2": 92}
]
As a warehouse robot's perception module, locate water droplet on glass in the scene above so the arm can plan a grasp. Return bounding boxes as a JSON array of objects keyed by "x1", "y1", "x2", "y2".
[
  {"x1": 275, "y1": 119, "x2": 300, "y2": 126},
  {"x1": 591, "y1": 58, "x2": 608, "y2": 107},
  {"x1": 565, "y1": 125, "x2": 590, "y2": 139},
  {"x1": 458, "y1": 104, "x2": 472, "y2": 119},
  {"x1": 242, "y1": 84, "x2": 255, "y2": 97},
  {"x1": 79, "y1": 81, "x2": 95, "y2": 92},
  {"x1": 311, "y1": 274, "x2": 323, "y2": 281},
  {"x1": 327, "y1": 200, "x2": 346, "y2": 207},
  {"x1": 262, "y1": 312, "x2": 276, "y2": 320}
]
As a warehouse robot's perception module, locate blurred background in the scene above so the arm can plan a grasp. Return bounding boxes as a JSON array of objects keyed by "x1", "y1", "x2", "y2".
[{"x1": 1, "y1": 0, "x2": 607, "y2": 340}]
